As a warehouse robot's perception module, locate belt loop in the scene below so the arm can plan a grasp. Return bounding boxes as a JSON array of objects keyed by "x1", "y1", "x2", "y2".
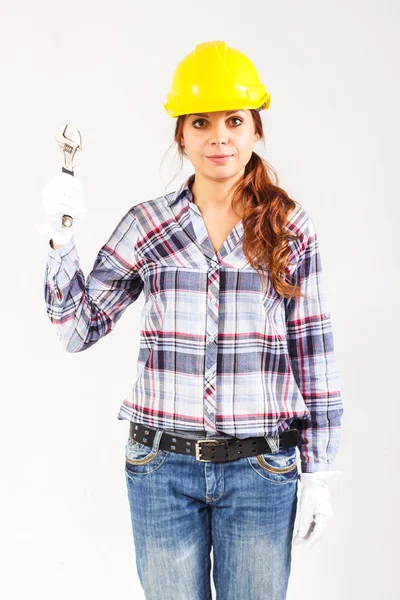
[
  {"x1": 264, "y1": 434, "x2": 280, "y2": 454},
  {"x1": 152, "y1": 428, "x2": 164, "y2": 453}
]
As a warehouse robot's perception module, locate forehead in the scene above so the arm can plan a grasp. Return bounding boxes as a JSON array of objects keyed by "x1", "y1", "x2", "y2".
[{"x1": 187, "y1": 109, "x2": 248, "y2": 117}]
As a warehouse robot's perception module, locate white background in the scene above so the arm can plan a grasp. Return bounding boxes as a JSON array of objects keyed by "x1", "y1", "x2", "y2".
[{"x1": 1, "y1": 0, "x2": 398, "y2": 598}]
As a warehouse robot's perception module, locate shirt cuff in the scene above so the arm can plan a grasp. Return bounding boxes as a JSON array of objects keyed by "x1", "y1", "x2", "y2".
[
  {"x1": 47, "y1": 234, "x2": 76, "y2": 259},
  {"x1": 300, "y1": 461, "x2": 331, "y2": 473},
  {"x1": 46, "y1": 235, "x2": 80, "y2": 295}
]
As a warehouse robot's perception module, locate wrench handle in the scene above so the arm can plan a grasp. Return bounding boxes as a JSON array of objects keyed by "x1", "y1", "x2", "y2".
[{"x1": 61, "y1": 166, "x2": 74, "y2": 228}]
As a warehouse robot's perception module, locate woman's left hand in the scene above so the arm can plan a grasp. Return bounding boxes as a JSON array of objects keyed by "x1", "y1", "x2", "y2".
[{"x1": 293, "y1": 470, "x2": 342, "y2": 552}]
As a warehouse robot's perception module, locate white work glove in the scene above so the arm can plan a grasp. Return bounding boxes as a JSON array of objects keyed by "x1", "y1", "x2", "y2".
[
  {"x1": 38, "y1": 171, "x2": 87, "y2": 246},
  {"x1": 293, "y1": 470, "x2": 342, "y2": 553}
]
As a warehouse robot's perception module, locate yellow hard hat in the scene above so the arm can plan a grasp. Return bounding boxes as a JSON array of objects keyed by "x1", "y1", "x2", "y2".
[{"x1": 163, "y1": 41, "x2": 271, "y2": 118}]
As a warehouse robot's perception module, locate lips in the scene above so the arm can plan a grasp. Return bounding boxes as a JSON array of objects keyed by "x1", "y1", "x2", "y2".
[{"x1": 206, "y1": 155, "x2": 233, "y2": 163}]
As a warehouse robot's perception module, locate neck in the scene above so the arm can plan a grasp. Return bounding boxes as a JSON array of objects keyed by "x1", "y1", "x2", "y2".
[{"x1": 190, "y1": 171, "x2": 245, "y2": 217}]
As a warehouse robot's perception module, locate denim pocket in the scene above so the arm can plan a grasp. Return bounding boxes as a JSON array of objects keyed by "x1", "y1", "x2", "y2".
[
  {"x1": 247, "y1": 446, "x2": 298, "y2": 484},
  {"x1": 125, "y1": 435, "x2": 169, "y2": 475}
]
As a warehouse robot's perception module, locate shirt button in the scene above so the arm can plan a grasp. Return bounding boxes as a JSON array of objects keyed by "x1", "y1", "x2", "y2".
[
  {"x1": 207, "y1": 335, "x2": 215, "y2": 342},
  {"x1": 211, "y1": 298, "x2": 217, "y2": 305},
  {"x1": 324, "y1": 312, "x2": 330, "y2": 318}
]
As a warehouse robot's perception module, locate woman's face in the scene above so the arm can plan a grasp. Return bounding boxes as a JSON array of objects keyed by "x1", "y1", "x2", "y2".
[{"x1": 180, "y1": 109, "x2": 259, "y2": 179}]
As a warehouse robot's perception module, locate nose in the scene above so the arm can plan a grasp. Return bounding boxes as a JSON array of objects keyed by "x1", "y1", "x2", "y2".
[{"x1": 208, "y1": 123, "x2": 229, "y2": 145}]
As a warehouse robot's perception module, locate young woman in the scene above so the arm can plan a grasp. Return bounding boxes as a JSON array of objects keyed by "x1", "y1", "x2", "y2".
[{"x1": 41, "y1": 41, "x2": 343, "y2": 600}]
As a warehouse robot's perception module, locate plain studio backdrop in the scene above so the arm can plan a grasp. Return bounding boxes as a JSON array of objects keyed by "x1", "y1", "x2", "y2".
[{"x1": 0, "y1": 1, "x2": 398, "y2": 598}]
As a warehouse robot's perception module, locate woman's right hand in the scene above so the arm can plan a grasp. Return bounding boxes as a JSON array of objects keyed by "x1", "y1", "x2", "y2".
[{"x1": 38, "y1": 172, "x2": 87, "y2": 246}]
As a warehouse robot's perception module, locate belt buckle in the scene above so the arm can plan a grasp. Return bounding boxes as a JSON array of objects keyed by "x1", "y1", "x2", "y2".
[{"x1": 195, "y1": 438, "x2": 227, "y2": 462}]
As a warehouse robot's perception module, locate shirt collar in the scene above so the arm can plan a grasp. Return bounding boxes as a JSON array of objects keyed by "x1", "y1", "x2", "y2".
[
  {"x1": 166, "y1": 174, "x2": 196, "y2": 207},
  {"x1": 165, "y1": 172, "x2": 245, "y2": 261}
]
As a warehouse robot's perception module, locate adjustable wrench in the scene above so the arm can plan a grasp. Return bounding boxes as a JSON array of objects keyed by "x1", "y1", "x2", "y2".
[{"x1": 55, "y1": 125, "x2": 83, "y2": 228}]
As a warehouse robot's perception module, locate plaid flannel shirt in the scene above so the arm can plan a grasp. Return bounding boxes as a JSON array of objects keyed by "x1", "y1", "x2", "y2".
[{"x1": 44, "y1": 175, "x2": 343, "y2": 472}]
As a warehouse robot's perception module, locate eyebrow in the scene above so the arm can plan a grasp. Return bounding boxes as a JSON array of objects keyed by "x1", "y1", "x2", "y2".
[{"x1": 188, "y1": 110, "x2": 246, "y2": 117}]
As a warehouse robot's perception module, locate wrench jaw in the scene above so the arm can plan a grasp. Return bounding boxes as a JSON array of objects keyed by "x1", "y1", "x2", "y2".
[{"x1": 55, "y1": 125, "x2": 82, "y2": 174}]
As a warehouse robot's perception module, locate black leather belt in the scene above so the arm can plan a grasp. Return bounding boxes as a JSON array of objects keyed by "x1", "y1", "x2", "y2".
[{"x1": 129, "y1": 421, "x2": 300, "y2": 463}]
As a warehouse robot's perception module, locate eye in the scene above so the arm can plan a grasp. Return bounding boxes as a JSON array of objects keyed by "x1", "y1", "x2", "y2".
[
  {"x1": 192, "y1": 117, "x2": 243, "y2": 128},
  {"x1": 192, "y1": 119, "x2": 207, "y2": 128}
]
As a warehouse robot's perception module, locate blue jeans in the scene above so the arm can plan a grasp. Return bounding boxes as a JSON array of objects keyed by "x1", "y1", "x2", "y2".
[{"x1": 124, "y1": 427, "x2": 298, "y2": 600}]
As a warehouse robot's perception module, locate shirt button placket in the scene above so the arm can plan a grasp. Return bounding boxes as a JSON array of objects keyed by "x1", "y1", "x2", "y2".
[{"x1": 204, "y1": 259, "x2": 220, "y2": 433}]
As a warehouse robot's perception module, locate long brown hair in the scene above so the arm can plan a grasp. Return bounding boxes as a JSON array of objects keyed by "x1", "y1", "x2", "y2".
[{"x1": 171, "y1": 109, "x2": 305, "y2": 300}]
